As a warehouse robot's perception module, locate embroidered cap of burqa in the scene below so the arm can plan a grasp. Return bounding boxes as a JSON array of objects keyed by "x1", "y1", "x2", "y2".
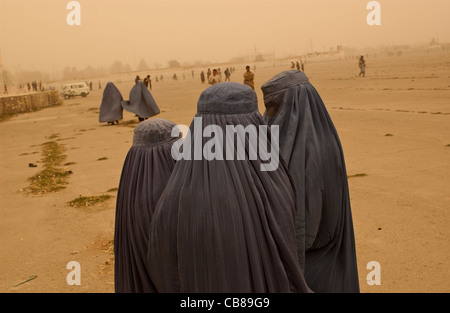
[
  {"x1": 147, "y1": 82, "x2": 312, "y2": 293},
  {"x1": 121, "y1": 81, "x2": 160, "y2": 119},
  {"x1": 114, "y1": 118, "x2": 181, "y2": 293},
  {"x1": 261, "y1": 70, "x2": 359, "y2": 293},
  {"x1": 99, "y1": 82, "x2": 123, "y2": 123}
]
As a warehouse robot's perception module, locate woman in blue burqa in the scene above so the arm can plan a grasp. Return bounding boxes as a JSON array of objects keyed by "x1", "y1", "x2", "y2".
[
  {"x1": 261, "y1": 70, "x2": 360, "y2": 293},
  {"x1": 99, "y1": 82, "x2": 123, "y2": 125},
  {"x1": 114, "y1": 118, "x2": 181, "y2": 292},
  {"x1": 147, "y1": 82, "x2": 312, "y2": 293},
  {"x1": 121, "y1": 81, "x2": 160, "y2": 122}
]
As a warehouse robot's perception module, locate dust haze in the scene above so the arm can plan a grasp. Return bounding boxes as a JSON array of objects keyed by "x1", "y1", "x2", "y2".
[{"x1": 0, "y1": 0, "x2": 449, "y2": 79}]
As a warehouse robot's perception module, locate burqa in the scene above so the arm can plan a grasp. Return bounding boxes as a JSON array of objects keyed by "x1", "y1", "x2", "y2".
[
  {"x1": 147, "y1": 82, "x2": 312, "y2": 293},
  {"x1": 261, "y1": 70, "x2": 359, "y2": 293},
  {"x1": 114, "y1": 118, "x2": 181, "y2": 293},
  {"x1": 99, "y1": 82, "x2": 123, "y2": 123},
  {"x1": 121, "y1": 81, "x2": 160, "y2": 119}
]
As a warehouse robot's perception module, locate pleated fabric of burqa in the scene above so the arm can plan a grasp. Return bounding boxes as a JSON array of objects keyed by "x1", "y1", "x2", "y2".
[
  {"x1": 147, "y1": 82, "x2": 312, "y2": 293},
  {"x1": 114, "y1": 118, "x2": 181, "y2": 293},
  {"x1": 99, "y1": 82, "x2": 123, "y2": 123},
  {"x1": 261, "y1": 70, "x2": 359, "y2": 293},
  {"x1": 121, "y1": 81, "x2": 160, "y2": 119}
]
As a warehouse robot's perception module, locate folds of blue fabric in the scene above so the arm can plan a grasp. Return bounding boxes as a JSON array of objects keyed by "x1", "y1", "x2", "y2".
[
  {"x1": 99, "y1": 82, "x2": 123, "y2": 123},
  {"x1": 262, "y1": 75, "x2": 359, "y2": 293},
  {"x1": 121, "y1": 82, "x2": 160, "y2": 119},
  {"x1": 114, "y1": 142, "x2": 176, "y2": 293},
  {"x1": 147, "y1": 112, "x2": 312, "y2": 293}
]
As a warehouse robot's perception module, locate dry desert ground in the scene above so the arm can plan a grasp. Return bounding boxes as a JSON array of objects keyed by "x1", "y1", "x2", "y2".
[{"x1": 1, "y1": 50, "x2": 449, "y2": 293}]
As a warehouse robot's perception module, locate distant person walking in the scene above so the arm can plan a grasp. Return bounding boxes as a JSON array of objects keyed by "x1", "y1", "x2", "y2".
[
  {"x1": 224, "y1": 68, "x2": 231, "y2": 82},
  {"x1": 243, "y1": 65, "x2": 255, "y2": 90},
  {"x1": 359, "y1": 55, "x2": 366, "y2": 77},
  {"x1": 208, "y1": 69, "x2": 221, "y2": 85},
  {"x1": 143, "y1": 75, "x2": 152, "y2": 90}
]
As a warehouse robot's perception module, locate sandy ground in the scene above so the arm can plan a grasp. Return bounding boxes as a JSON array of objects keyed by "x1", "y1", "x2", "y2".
[{"x1": 1, "y1": 50, "x2": 449, "y2": 293}]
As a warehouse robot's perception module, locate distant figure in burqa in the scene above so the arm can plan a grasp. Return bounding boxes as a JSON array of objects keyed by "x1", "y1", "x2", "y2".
[
  {"x1": 99, "y1": 82, "x2": 123, "y2": 125},
  {"x1": 207, "y1": 68, "x2": 211, "y2": 80},
  {"x1": 121, "y1": 81, "x2": 160, "y2": 122},
  {"x1": 200, "y1": 71, "x2": 206, "y2": 84},
  {"x1": 359, "y1": 55, "x2": 366, "y2": 77},
  {"x1": 147, "y1": 82, "x2": 312, "y2": 293},
  {"x1": 261, "y1": 70, "x2": 360, "y2": 293},
  {"x1": 243, "y1": 65, "x2": 255, "y2": 89},
  {"x1": 115, "y1": 118, "x2": 181, "y2": 293}
]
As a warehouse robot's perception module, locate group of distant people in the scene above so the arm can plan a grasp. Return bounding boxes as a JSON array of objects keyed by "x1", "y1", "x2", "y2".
[
  {"x1": 202, "y1": 66, "x2": 255, "y2": 90},
  {"x1": 2, "y1": 80, "x2": 52, "y2": 95},
  {"x1": 290, "y1": 55, "x2": 367, "y2": 77},
  {"x1": 18, "y1": 81, "x2": 44, "y2": 93},
  {"x1": 291, "y1": 60, "x2": 305, "y2": 72},
  {"x1": 101, "y1": 68, "x2": 360, "y2": 294},
  {"x1": 135, "y1": 74, "x2": 152, "y2": 90}
]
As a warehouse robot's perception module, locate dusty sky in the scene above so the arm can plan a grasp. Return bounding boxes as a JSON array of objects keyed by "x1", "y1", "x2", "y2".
[{"x1": 0, "y1": 0, "x2": 449, "y2": 73}]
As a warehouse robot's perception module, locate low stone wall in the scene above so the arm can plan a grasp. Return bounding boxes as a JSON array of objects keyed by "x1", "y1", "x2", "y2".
[{"x1": 0, "y1": 91, "x2": 62, "y2": 117}]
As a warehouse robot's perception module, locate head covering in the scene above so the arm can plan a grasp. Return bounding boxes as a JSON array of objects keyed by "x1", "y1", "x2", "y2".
[
  {"x1": 121, "y1": 81, "x2": 160, "y2": 119},
  {"x1": 99, "y1": 82, "x2": 123, "y2": 123},
  {"x1": 261, "y1": 70, "x2": 360, "y2": 293},
  {"x1": 114, "y1": 118, "x2": 181, "y2": 293},
  {"x1": 147, "y1": 82, "x2": 312, "y2": 293}
]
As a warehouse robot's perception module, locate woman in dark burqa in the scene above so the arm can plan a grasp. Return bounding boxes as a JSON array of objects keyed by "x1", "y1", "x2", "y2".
[
  {"x1": 260, "y1": 70, "x2": 359, "y2": 293},
  {"x1": 114, "y1": 118, "x2": 181, "y2": 293},
  {"x1": 147, "y1": 82, "x2": 312, "y2": 293},
  {"x1": 121, "y1": 81, "x2": 160, "y2": 122},
  {"x1": 99, "y1": 82, "x2": 123, "y2": 125}
]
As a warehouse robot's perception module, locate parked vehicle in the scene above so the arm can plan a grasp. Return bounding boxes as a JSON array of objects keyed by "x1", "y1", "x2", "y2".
[{"x1": 61, "y1": 82, "x2": 90, "y2": 99}]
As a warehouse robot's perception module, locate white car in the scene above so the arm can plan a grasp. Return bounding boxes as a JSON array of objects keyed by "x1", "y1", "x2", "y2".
[{"x1": 62, "y1": 82, "x2": 90, "y2": 99}]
